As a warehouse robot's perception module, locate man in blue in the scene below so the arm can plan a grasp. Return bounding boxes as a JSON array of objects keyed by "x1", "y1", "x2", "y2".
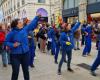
[
  {"x1": 81, "y1": 23, "x2": 87, "y2": 46},
  {"x1": 58, "y1": 22, "x2": 81, "y2": 75},
  {"x1": 47, "y1": 26, "x2": 60, "y2": 64},
  {"x1": 91, "y1": 23, "x2": 100, "y2": 76},
  {"x1": 82, "y1": 22, "x2": 93, "y2": 57},
  {"x1": 24, "y1": 19, "x2": 36, "y2": 68},
  {"x1": 5, "y1": 14, "x2": 41, "y2": 80}
]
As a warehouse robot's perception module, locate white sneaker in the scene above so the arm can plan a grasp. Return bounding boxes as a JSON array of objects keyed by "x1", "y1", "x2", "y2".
[{"x1": 34, "y1": 57, "x2": 37, "y2": 60}]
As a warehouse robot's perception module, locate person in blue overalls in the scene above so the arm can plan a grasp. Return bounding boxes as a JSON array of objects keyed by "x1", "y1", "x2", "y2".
[
  {"x1": 81, "y1": 23, "x2": 87, "y2": 46},
  {"x1": 58, "y1": 22, "x2": 81, "y2": 75},
  {"x1": 28, "y1": 31, "x2": 35, "y2": 68},
  {"x1": 47, "y1": 26, "x2": 60, "y2": 64},
  {"x1": 91, "y1": 23, "x2": 100, "y2": 76},
  {"x1": 82, "y1": 22, "x2": 93, "y2": 57},
  {"x1": 24, "y1": 19, "x2": 36, "y2": 68}
]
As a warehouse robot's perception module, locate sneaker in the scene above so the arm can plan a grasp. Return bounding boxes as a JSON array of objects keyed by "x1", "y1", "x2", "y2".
[
  {"x1": 82, "y1": 55, "x2": 87, "y2": 57},
  {"x1": 88, "y1": 54, "x2": 91, "y2": 56},
  {"x1": 68, "y1": 68, "x2": 74, "y2": 72},
  {"x1": 74, "y1": 49, "x2": 77, "y2": 50},
  {"x1": 77, "y1": 48, "x2": 80, "y2": 50},
  {"x1": 55, "y1": 61, "x2": 58, "y2": 64},
  {"x1": 58, "y1": 69, "x2": 61, "y2": 75},
  {"x1": 91, "y1": 71, "x2": 97, "y2": 76},
  {"x1": 64, "y1": 60, "x2": 67, "y2": 63},
  {"x1": 34, "y1": 57, "x2": 37, "y2": 60},
  {"x1": 30, "y1": 64, "x2": 35, "y2": 68},
  {"x1": 3, "y1": 64, "x2": 7, "y2": 67}
]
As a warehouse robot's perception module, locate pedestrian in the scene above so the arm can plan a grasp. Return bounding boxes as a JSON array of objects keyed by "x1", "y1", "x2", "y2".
[
  {"x1": 24, "y1": 19, "x2": 36, "y2": 68},
  {"x1": 58, "y1": 22, "x2": 81, "y2": 75},
  {"x1": 0, "y1": 23, "x2": 8, "y2": 67},
  {"x1": 74, "y1": 29, "x2": 81, "y2": 50},
  {"x1": 81, "y1": 23, "x2": 87, "y2": 46},
  {"x1": 82, "y1": 22, "x2": 93, "y2": 57},
  {"x1": 5, "y1": 14, "x2": 41, "y2": 80},
  {"x1": 39, "y1": 23, "x2": 47, "y2": 53},
  {"x1": 91, "y1": 23, "x2": 100, "y2": 76},
  {"x1": 47, "y1": 26, "x2": 60, "y2": 64}
]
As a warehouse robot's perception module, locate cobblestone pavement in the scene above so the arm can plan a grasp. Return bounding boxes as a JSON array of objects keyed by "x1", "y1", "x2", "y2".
[{"x1": 0, "y1": 43, "x2": 100, "y2": 80}]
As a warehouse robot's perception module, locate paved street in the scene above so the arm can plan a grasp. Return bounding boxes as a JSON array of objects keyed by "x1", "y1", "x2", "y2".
[{"x1": 0, "y1": 43, "x2": 100, "y2": 80}]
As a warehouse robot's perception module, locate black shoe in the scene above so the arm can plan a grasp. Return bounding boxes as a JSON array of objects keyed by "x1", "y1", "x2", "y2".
[
  {"x1": 64, "y1": 60, "x2": 67, "y2": 63},
  {"x1": 91, "y1": 71, "x2": 97, "y2": 76},
  {"x1": 82, "y1": 55, "x2": 87, "y2": 57},
  {"x1": 58, "y1": 69, "x2": 61, "y2": 75},
  {"x1": 77, "y1": 48, "x2": 80, "y2": 50},
  {"x1": 68, "y1": 68, "x2": 74, "y2": 72},
  {"x1": 3, "y1": 64, "x2": 7, "y2": 67},
  {"x1": 55, "y1": 61, "x2": 58, "y2": 64},
  {"x1": 74, "y1": 49, "x2": 77, "y2": 50},
  {"x1": 30, "y1": 64, "x2": 35, "y2": 68}
]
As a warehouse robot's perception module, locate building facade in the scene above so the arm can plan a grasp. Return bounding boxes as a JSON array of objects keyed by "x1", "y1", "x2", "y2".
[
  {"x1": 62, "y1": 0, "x2": 100, "y2": 23},
  {"x1": 53, "y1": 0, "x2": 63, "y2": 24},
  {"x1": 0, "y1": 0, "x2": 55, "y2": 23}
]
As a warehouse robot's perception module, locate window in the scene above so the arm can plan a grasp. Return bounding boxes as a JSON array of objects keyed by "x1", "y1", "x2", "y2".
[
  {"x1": 88, "y1": 0, "x2": 97, "y2": 4},
  {"x1": 75, "y1": 0, "x2": 79, "y2": 7},
  {"x1": 63, "y1": 0, "x2": 68, "y2": 9},
  {"x1": 68, "y1": 0, "x2": 74, "y2": 8},
  {"x1": 17, "y1": 2, "x2": 20, "y2": 8},
  {"x1": 22, "y1": 0, "x2": 25, "y2": 5},
  {"x1": 14, "y1": 5, "x2": 16, "y2": 10},
  {"x1": 38, "y1": 0, "x2": 45, "y2": 3},
  {"x1": 97, "y1": 0, "x2": 100, "y2": 2}
]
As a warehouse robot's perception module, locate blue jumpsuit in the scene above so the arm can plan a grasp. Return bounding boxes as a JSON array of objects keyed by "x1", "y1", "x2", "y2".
[
  {"x1": 47, "y1": 27, "x2": 60, "y2": 62},
  {"x1": 28, "y1": 31, "x2": 35, "y2": 67},
  {"x1": 58, "y1": 22, "x2": 81, "y2": 70},
  {"x1": 83, "y1": 26, "x2": 92, "y2": 56},
  {"x1": 81, "y1": 24, "x2": 87, "y2": 46},
  {"x1": 91, "y1": 31, "x2": 100, "y2": 72}
]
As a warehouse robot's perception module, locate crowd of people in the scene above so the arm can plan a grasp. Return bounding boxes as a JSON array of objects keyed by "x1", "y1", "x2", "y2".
[{"x1": 0, "y1": 14, "x2": 100, "y2": 80}]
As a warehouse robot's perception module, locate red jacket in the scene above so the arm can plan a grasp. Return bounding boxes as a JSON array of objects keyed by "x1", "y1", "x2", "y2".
[{"x1": 0, "y1": 31, "x2": 5, "y2": 44}]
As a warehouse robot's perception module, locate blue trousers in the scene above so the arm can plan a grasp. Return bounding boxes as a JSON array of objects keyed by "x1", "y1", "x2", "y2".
[
  {"x1": 54, "y1": 42, "x2": 60, "y2": 62},
  {"x1": 51, "y1": 41, "x2": 60, "y2": 61},
  {"x1": 29, "y1": 46, "x2": 35, "y2": 66},
  {"x1": 2, "y1": 50, "x2": 8, "y2": 65},
  {"x1": 83, "y1": 41, "x2": 91, "y2": 55},
  {"x1": 10, "y1": 53, "x2": 30, "y2": 80},
  {"x1": 91, "y1": 51, "x2": 100, "y2": 71},
  {"x1": 51, "y1": 41, "x2": 56, "y2": 55},
  {"x1": 58, "y1": 50, "x2": 72, "y2": 70}
]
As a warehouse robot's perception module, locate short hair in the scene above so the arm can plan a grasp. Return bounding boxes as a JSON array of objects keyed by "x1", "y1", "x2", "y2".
[
  {"x1": 11, "y1": 19, "x2": 19, "y2": 29},
  {"x1": 0, "y1": 23, "x2": 2, "y2": 30}
]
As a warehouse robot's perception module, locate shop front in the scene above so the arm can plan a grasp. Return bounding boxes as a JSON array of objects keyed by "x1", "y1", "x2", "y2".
[
  {"x1": 62, "y1": 7, "x2": 79, "y2": 23},
  {"x1": 87, "y1": 2, "x2": 100, "y2": 22}
]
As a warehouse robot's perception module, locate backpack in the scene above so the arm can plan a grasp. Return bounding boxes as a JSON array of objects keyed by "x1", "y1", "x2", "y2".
[{"x1": 0, "y1": 31, "x2": 5, "y2": 44}]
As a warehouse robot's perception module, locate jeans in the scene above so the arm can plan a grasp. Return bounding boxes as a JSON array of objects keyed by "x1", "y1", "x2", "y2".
[
  {"x1": 10, "y1": 52, "x2": 30, "y2": 80},
  {"x1": 2, "y1": 50, "x2": 8, "y2": 65},
  {"x1": 58, "y1": 50, "x2": 72, "y2": 70}
]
